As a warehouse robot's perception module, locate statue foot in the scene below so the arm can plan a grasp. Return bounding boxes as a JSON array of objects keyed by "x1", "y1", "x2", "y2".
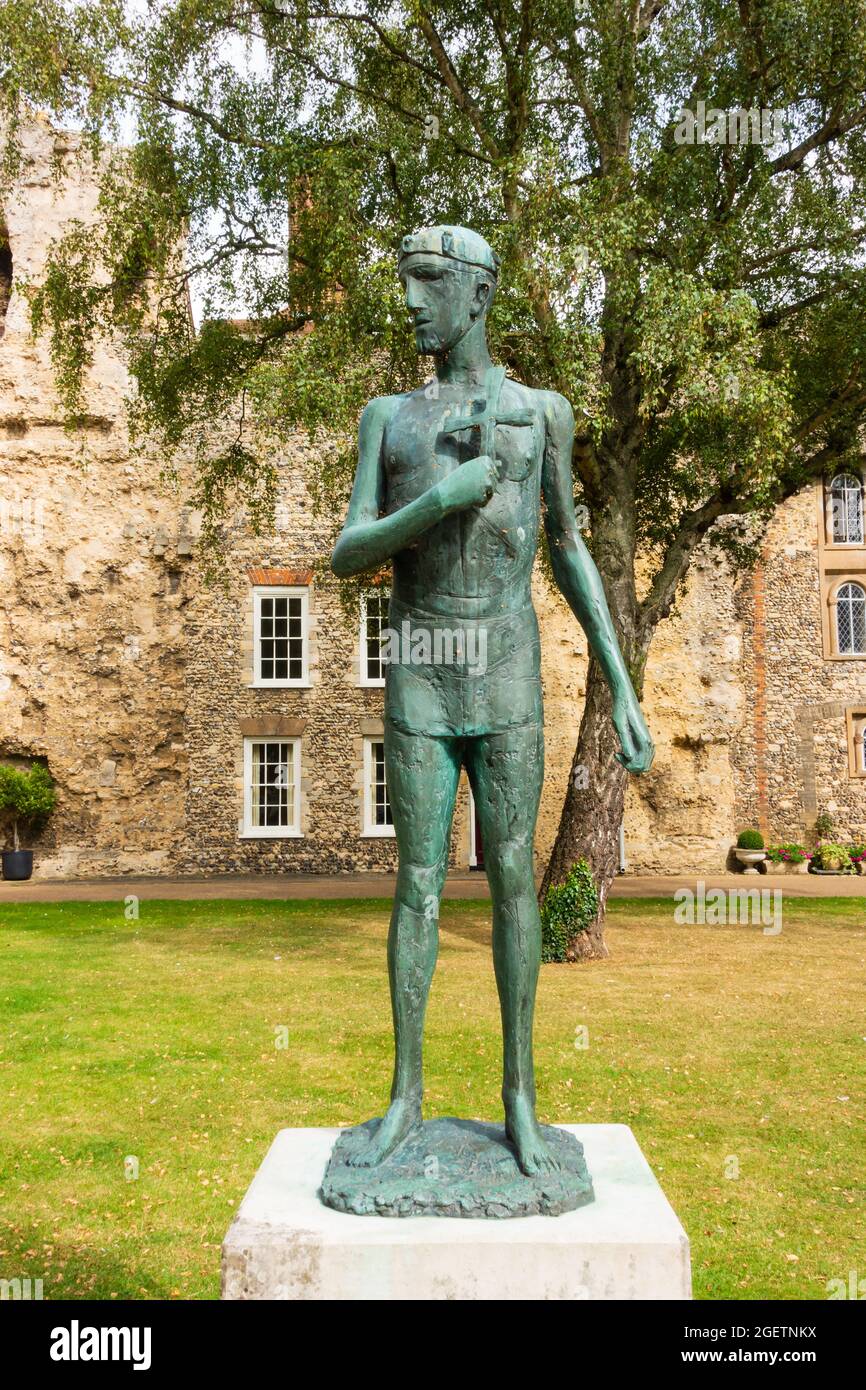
[
  {"x1": 504, "y1": 1092, "x2": 561, "y2": 1176},
  {"x1": 347, "y1": 1098, "x2": 422, "y2": 1167}
]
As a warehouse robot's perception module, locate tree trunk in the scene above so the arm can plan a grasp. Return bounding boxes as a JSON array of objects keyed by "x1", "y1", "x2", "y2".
[
  {"x1": 538, "y1": 381, "x2": 645, "y2": 958},
  {"x1": 540, "y1": 654, "x2": 629, "y2": 960}
]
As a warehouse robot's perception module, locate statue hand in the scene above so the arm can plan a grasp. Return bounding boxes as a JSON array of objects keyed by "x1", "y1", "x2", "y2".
[
  {"x1": 437, "y1": 455, "x2": 498, "y2": 514},
  {"x1": 612, "y1": 692, "x2": 654, "y2": 774}
]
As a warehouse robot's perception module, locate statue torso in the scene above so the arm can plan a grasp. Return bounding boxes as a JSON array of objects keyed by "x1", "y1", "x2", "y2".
[{"x1": 382, "y1": 378, "x2": 543, "y2": 618}]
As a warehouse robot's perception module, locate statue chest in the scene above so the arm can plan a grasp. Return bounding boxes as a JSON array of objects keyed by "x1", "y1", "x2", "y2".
[{"x1": 383, "y1": 397, "x2": 540, "y2": 515}]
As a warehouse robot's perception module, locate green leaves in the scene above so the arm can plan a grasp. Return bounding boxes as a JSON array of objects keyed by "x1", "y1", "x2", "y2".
[
  {"x1": 541, "y1": 858, "x2": 599, "y2": 962},
  {"x1": 1, "y1": 0, "x2": 864, "y2": 609},
  {"x1": 0, "y1": 763, "x2": 57, "y2": 849}
]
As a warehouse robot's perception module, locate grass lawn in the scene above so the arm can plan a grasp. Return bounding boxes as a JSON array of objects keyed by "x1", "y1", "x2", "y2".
[{"x1": 0, "y1": 893, "x2": 864, "y2": 1300}]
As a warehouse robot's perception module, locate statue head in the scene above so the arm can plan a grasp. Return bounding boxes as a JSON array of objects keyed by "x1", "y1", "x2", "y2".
[{"x1": 398, "y1": 225, "x2": 499, "y2": 356}]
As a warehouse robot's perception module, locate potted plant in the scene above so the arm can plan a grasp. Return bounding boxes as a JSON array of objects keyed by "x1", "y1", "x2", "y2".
[
  {"x1": 0, "y1": 763, "x2": 57, "y2": 881},
  {"x1": 810, "y1": 842, "x2": 854, "y2": 874},
  {"x1": 735, "y1": 829, "x2": 766, "y2": 873},
  {"x1": 765, "y1": 844, "x2": 787, "y2": 872},
  {"x1": 846, "y1": 844, "x2": 866, "y2": 875},
  {"x1": 788, "y1": 843, "x2": 812, "y2": 875},
  {"x1": 766, "y1": 842, "x2": 810, "y2": 873},
  {"x1": 814, "y1": 811, "x2": 834, "y2": 841}
]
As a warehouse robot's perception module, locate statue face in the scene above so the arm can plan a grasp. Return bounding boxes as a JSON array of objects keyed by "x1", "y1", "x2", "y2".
[{"x1": 399, "y1": 253, "x2": 489, "y2": 355}]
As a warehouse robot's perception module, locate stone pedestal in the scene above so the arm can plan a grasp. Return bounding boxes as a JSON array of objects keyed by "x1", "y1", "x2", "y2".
[{"x1": 222, "y1": 1123, "x2": 691, "y2": 1300}]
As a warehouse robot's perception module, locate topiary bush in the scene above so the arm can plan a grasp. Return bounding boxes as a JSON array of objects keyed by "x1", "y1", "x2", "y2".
[
  {"x1": 736, "y1": 829, "x2": 765, "y2": 850},
  {"x1": 540, "y1": 859, "x2": 598, "y2": 963}
]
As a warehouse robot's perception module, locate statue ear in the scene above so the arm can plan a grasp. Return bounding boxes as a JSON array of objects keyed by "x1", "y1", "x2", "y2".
[{"x1": 472, "y1": 278, "x2": 490, "y2": 318}]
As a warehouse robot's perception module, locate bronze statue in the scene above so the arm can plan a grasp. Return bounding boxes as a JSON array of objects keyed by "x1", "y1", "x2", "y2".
[{"x1": 324, "y1": 226, "x2": 652, "y2": 1212}]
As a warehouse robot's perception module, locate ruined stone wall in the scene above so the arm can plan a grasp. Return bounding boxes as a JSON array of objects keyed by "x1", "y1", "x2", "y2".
[
  {"x1": 0, "y1": 117, "x2": 190, "y2": 877},
  {"x1": 534, "y1": 546, "x2": 745, "y2": 875}
]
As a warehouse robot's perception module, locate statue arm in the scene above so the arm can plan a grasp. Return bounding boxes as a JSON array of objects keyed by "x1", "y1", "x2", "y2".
[
  {"x1": 331, "y1": 396, "x2": 498, "y2": 578},
  {"x1": 541, "y1": 391, "x2": 654, "y2": 774},
  {"x1": 330, "y1": 396, "x2": 450, "y2": 578}
]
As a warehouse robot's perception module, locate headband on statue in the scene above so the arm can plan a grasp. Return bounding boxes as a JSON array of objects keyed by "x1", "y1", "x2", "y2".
[{"x1": 398, "y1": 225, "x2": 501, "y2": 279}]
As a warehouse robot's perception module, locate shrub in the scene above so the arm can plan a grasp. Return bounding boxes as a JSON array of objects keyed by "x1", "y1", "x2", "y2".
[
  {"x1": 848, "y1": 844, "x2": 866, "y2": 863},
  {"x1": 736, "y1": 829, "x2": 764, "y2": 850},
  {"x1": 540, "y1": 860, "x2": 598, "y2": 963},
  {"x1": 813, "y1": 811, "x2": 834, "y2": 842},
  {"x1": 0, "y1": 763, "x2": 57, "y2": 851}
]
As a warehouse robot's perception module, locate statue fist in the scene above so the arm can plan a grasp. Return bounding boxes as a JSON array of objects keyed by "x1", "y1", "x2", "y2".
[
  {"x1": 612, "y1": 694, "x2": 655, "y2": 775},
  {"x1": 437, "y1": 455, "x2": 498, "y2": 514}
]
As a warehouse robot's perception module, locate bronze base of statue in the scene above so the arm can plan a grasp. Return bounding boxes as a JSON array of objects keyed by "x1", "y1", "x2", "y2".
[{"x1": 320, "y1": 1116, "x2": 594, "y2": 1219}]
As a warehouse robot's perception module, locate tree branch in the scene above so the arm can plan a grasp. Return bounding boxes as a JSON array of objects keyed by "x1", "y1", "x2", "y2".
[
  {"x1": 758, "y1": 283, "x2": 842, "y2": 328},
  {"x1": 414, "y1": 6, "x2": 502, "y2": 161},
  {"x1": 766, "y1": 100, "x2": 866, "y2": 177}
]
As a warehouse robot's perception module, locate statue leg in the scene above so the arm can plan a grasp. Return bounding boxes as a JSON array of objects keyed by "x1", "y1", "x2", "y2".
[
  {"x1": 466, "y1": 722, "x2": 559, "y2": 1176},
  {"x1": 347, "y1": 721, "x2": 461, "y2": 1168}
]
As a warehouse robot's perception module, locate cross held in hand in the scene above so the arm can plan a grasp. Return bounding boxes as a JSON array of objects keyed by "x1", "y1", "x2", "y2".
[{"x1": 441, "y1": 365, "x2": 534, "y2": 474}]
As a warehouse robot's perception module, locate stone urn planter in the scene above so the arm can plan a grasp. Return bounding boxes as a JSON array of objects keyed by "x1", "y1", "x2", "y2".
[{"x1": 734, "y1": 849, "x2": 766, "y2": 875}]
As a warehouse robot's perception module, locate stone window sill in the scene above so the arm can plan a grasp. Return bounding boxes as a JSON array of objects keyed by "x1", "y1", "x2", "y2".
[{"x1": 238, "y1": 830, "x2": 304, "y2": 840}]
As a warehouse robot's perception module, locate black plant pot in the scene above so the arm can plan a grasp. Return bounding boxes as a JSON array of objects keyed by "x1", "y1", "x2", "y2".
[{"x1": 2, "y1": 850, "x2": 34, "y2": 881}]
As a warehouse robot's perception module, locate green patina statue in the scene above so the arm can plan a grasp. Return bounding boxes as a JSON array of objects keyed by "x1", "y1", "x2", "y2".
[{"x1": 322, "y1": 226, "x2": 653, "y2": 1217}]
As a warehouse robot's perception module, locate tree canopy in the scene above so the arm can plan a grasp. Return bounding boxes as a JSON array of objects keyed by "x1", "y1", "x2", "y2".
[{"x1": 2, "y1": 0, "x2": 864, "y2": 582}]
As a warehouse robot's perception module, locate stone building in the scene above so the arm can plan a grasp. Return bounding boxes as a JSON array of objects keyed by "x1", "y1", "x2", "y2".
[
  {"x1": 2, "y1": 119, "x2": 865, "y2": 879},
  {"x1": 732, "y1": 484, "x2": 866, "y2": 849}
]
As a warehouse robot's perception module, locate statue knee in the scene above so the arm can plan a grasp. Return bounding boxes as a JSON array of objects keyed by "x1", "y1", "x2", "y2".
[
  {"x1": 487, "y1": 837, "x2": 534, "y2": 901},
  {"x1": 396, "y1": 858, "x2": 446, "y2": 916}
]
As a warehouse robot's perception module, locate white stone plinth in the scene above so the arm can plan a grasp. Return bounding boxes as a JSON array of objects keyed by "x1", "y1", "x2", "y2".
[{"x1": 221, "y1": 1123, "x2": 691, "y2": 1301}]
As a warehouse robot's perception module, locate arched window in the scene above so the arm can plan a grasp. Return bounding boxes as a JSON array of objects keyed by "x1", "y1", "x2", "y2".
[
  {"x1": 835, "y1": 582, "x2": 866, "y2": 655},
  {"x1": 828, "y1": 474, "x2": 864, "y2": 544}
]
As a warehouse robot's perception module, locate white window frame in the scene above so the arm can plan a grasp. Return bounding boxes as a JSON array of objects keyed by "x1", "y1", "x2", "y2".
[
  {"x1": 826, "y1": 473, "x2": 865, "y2": 546},
  {"x1": 251, "y1": 586, "x2": 310, "y2": 688},
  {"x1": 833, "y1": 580, "x2": 866, "y2": 656},
  {"x1": 359, "y1": 591, "x2": 388, "y2": 688},
  {"x1": 241, "y1": 736, "x2": 302, "y2": 838},
  {"x1": 362, "y1": 736, "x2": 395, "y2": 837}
]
